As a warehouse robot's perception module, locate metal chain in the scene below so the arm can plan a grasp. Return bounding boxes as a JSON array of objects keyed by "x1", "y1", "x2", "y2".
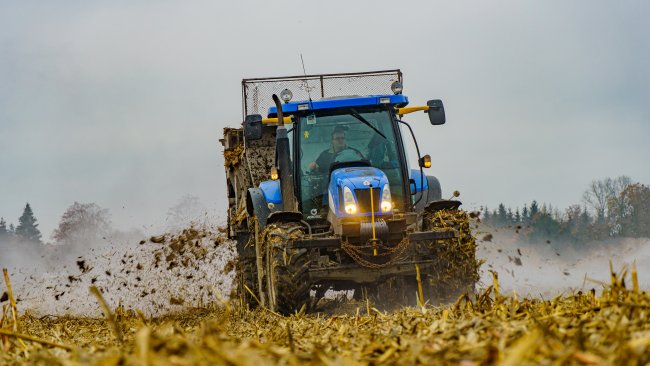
[{"x1": 341, "y1": 236, "x2": 411, "y2": 269}]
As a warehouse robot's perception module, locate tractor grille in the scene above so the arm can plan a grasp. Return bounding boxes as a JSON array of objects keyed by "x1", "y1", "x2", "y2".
[{"x1": 355, "y1": 188, "x2": 381, "y2": 213}]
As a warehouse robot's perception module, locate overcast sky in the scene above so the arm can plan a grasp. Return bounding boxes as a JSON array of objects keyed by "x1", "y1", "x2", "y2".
[{"x1": 1, "y1": 1, "x2": 649, "y2": 239}]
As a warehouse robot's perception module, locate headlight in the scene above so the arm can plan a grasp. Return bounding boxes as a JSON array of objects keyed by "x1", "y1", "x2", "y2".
[
  {"x1": 343, "y1": 186, "x2": 357, "y2": 214},
  {"x1": 381, "y1": 184, "x2": 392, "y2": 212}
]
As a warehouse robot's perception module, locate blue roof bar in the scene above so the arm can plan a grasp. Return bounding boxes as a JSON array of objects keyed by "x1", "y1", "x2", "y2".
[{"x1": 268, "y1": 94, "x2": 408, "y2": 115}]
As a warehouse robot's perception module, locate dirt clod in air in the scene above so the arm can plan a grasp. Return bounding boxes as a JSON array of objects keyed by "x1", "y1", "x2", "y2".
[
  {"x1": 150, "y1": 235, "x2": 165, "y2": 243},
  {"x1": 482, "y1": 233, "x2": 493, "y2": 242},
  {"x1": 76, "y1": 259, "x2": 91, "y2": 273},
  {"x1": 170, "y1": 297, "x2": 184, "y2": 305},
  {"x1": 223, "y1": 259, "x2": 236, "y2": 274},
  {"x1": 508, "y1": 256, "x2": 523, "y2": 266},
  {"x1": 469, "y1": 211, "x2": 481, "y2": 221}
]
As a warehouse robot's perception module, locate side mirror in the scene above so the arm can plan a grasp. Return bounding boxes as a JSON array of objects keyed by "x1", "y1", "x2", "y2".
[
  {"x1": 427, "y1": 99, "x2": 445, "y2": 125},
  {"x1": 244, "y1": 114, "x2": 263, "y2": 140}
]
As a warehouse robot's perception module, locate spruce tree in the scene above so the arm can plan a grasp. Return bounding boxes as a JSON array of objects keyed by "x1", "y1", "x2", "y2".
[
  {"x1": 0, "y1": 217, "x2": 7, "y2": 241},
  {"x1": 0, "y1": 217, "x2": 7, "y2": 232},
  {"x1": 15, "y1": 203, "x2": 42, "y2": 244},
  {"x1": 497, "y1": 203, "x2": 507, "y2": 226},
  {"x1": 530, "y1": 201, "x2": 539, "y2": 218},
  {"x1": 522, "y1": 204, "x2": 529, "y2": 224}
]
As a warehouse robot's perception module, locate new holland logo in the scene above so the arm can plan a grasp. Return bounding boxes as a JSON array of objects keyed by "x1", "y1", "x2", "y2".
[
  {"x1": 363, "y1": 180, "x2": 370, "y2": 186},
  {"x1": 307, "y1": 208, "x2": 322, "y2": 220}
]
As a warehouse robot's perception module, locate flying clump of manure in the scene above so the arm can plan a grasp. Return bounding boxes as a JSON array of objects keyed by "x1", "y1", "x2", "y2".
[{"x1": 6, "y1": 224, "x2": 236, "y2": 317}]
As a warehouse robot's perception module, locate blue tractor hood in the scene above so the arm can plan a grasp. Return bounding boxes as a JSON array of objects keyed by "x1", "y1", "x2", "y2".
[
  {"x1": 331, "y1": 166, "x2": 389, "y2": 189},
  {"x1": 328, "y1": 166, "x2": 391, "y2": 217}
]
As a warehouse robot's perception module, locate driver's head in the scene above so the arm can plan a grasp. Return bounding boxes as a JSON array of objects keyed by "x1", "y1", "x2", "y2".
[{"x1": 331, "y1": 126, "x2": 347, "y2": 151}]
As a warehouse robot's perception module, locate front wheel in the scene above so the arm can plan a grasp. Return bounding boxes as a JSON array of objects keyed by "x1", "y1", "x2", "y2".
[{"x1": 264, "y1": 223, "x2": 312, "y2": 315}]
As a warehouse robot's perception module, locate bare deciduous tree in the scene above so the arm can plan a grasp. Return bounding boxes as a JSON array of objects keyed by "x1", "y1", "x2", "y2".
[
  {"x1": 608, "y1": 183, "x2": 650, "y2": 237},
  {"x1": 582, "y1": 176, "x2": 631, "y2": 223},
  {"x1": 166, "y1": 195, "x2": 207, "y2": 231},
  {"x1": 52, "y1": 202, "x2": 112, "y2": 246}
]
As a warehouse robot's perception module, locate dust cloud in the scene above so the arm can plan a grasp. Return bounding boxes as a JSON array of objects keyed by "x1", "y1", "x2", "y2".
[
  {"x1": 476, "y1": 223, "x2": 650, "y2": 297},
  {"x1": 4, "y1": 216, "x2": 649, "y2": 316},
  {"x1": 0, "y1": 224, "x2": 235, "y2": 317}
]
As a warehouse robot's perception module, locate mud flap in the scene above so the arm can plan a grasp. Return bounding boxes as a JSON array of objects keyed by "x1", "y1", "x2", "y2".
[{"x1": 424, "y1": 200, "x2": 462, "y2": 214}]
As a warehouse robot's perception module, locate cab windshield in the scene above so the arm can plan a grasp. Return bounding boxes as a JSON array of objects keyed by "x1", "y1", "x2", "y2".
[{"x1": 297, "y1": 107, "x2": 405, "y2": 220}]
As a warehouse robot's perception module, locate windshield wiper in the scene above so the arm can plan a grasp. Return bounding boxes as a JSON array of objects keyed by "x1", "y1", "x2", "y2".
[{"x1": 349, "y1": 108, "x2": 387, "y2": 140}]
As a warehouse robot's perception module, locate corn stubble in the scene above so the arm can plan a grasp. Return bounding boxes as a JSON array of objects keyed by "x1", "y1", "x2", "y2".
[{"x1": 2, "y1": 263, "x2": 649, "y2": 365}]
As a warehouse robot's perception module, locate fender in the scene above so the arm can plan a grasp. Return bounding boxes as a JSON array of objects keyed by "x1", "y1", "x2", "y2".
[
  {"x1": 414, "y1": 175, "x2": 442, "y2": 213},
  {"x1": 410, "y1": 169, "x2": 429, "y2": 193},
  {"x1": 246, "y1": 188, "x2": 276, "y2": 228}
]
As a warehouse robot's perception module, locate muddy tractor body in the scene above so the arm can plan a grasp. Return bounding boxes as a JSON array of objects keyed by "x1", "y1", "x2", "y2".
[{"x1": 221, "y1": 70, "x2": 479, "y2": 313}]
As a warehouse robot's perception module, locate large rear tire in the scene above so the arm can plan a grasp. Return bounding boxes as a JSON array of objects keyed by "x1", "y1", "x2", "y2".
[{"x1": 237, "y1": 256, "x2": 259, "y2": 309}]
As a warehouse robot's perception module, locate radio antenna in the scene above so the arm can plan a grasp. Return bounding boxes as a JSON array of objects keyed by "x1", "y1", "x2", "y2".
[{"x1": 300, "y1": 54, "x2": 313, "y2": 103}]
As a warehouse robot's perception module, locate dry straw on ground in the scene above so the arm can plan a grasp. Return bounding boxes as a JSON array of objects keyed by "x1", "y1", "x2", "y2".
[{"x1": 2, "y1": 262, "x2": 650, "y2": 365}]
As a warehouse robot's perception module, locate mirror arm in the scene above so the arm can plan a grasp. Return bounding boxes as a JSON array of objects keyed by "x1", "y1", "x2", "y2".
[
  {"x1": 395, "y1": 106, "x2": 429, "y2": 115},
  {"x1": 397, "y1": 119, "x2": 426, "y2": 208}
]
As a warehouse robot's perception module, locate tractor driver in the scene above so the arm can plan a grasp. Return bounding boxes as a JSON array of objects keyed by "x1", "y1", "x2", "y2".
[{"x1": 308, "y1": 126, "x2": 364, "y2": 173}]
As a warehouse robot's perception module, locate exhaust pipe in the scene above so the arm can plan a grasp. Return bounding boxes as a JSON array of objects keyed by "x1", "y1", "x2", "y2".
[{"x1": 272, "y1": 94, "x2": 298, "y2": 212}]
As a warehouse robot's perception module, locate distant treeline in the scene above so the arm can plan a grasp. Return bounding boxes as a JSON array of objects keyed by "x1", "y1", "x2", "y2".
[
  {"x1": 482, "y1": 176, "x2": 650, "y2": 243},
  {"x1": 0, "y1": 203, "x2": 42, "y2": 244},
  {"x1": 1, "y1": 201, "x2": 115, "y2": 247},
  {"x1": 1, "y1": 195, "x2": 208, "y2": 247}
]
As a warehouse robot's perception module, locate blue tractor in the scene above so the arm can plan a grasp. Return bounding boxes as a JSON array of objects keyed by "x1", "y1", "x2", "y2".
[{"x1": 221, "y1": 70, "x2": 479, "y2": 314}]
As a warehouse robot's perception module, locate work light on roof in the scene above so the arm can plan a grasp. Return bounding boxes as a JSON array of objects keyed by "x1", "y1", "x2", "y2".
[
  {"x1": 391, "y1": 81, "x2": 403, "y2": 95},
  {"x1": 280, "y1": 89, "x2": 293, "y2": 103}
]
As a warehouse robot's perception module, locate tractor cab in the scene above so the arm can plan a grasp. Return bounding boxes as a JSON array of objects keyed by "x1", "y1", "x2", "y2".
[
  {"x1": 261, "y1": 91, "x2": 445, "y2": 242},
  {"x1": 269, "y1": 97, "x2": 410, "y2": 224},
  {"x1": 237, "y1": 70, "x2": 446, "y2": 240}
]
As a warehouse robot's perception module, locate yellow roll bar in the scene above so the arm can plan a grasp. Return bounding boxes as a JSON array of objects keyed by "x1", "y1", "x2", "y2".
[{"x1": 262, "y1": 116, "x2": 294, "y2": 124}]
